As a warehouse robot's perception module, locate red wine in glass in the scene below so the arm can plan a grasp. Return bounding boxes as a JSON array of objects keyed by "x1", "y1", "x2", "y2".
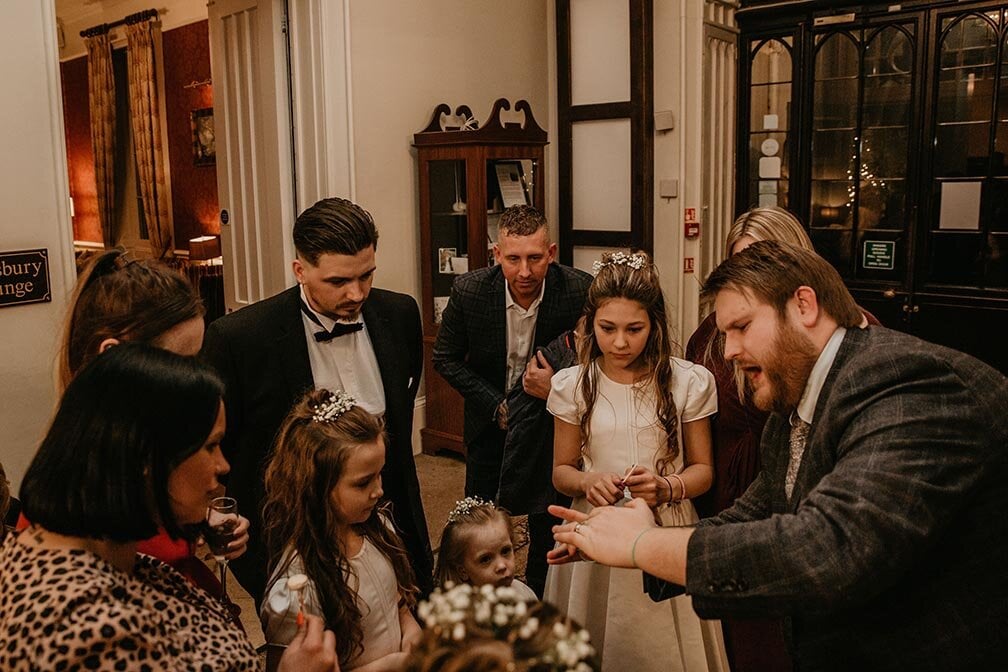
[
  {"x1": 206, "y1": 496, "x2": 238, "y2": 603},
  {"x1": 204, "y1": 517, "x2": 238, "y2": 559}
]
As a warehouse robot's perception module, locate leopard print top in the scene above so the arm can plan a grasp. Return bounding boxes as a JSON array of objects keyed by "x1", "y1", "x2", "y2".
[{"x1": 0, "y1": 532, "x2": 260, "y2": 671}]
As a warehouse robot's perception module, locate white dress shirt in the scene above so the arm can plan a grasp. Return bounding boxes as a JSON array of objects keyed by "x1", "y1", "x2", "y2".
[
  {"x1": 795, "y1": 327, "x2": 847, "y2": 424},
  {"x1": 299, "y1": 285, "x2": 386, "y2": 416},
  {"x1": 504, "y1": 279, "x2": 546, "y2": 392}
]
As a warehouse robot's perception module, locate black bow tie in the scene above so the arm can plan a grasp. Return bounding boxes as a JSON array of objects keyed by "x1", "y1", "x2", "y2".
[{"x1": 301, "y1": 300, "x2": 364, "y2": 342}]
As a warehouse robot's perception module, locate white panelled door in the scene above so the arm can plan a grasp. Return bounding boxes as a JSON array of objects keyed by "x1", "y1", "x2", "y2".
[{"x1": 208, "y1": 0, "x2": 295, "y2": 311}]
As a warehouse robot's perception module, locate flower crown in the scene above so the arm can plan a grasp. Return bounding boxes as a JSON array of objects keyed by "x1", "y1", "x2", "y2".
[
  {"x1": 446, "y1": 496, "x2": 491, "y2": 524},
  {"x1": 417, "y1": 583, "x2": 596, "y2": 672},
  {"x1": 591, "y1": 251, "x2": 646, "y2": 275},
  {"x1": 311, "y1": 390, "x2": 357, "y2": 424}
]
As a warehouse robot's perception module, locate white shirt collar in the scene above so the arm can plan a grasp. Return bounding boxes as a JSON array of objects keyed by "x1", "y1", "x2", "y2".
[
  {"x1": 504, "y1": 277, "x2": 546, "y2": 312},
  {"x1": 795, "y1": 327, "x2": 846, "y2": 424}
]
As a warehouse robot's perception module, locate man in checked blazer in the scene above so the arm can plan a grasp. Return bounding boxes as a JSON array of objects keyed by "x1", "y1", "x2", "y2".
[
  {"x1": 434, "y1": 205, "x2": 591, "y2": 595},
  {"x1": 550, "y1": 241, "x2": 1008, "y2": 671},
  {"x1": 202, "y1": 198, "x2": 433, "y2": 603}
]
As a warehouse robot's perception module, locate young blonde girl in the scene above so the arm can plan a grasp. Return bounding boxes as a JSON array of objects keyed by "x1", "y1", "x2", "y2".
[
  {"x1": 545, "y1": 251, "x2": 728, "y2": 672},
  {"x1": 261, "y1": 389, "x2": 421, "y2": 671},
  {"x1": 433, "y1": 497, "x2": 537, "y2": 601}
]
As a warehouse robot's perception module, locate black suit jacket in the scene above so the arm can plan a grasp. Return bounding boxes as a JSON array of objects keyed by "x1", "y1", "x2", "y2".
[
  {"x1": 432, "y1": 263, "x2": 591, "y2": 446},
  {"x1": 201, "y1": 286, "x2": 433, "y2": 599},
  {"x1": 677, "y1": 326, "x2": 1008, "y2": 671}
]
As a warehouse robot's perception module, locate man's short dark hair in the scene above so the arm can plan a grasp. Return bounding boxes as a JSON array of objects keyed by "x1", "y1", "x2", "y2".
[
  {"x1": 21, "y1": 344, "x2": 225, "y2": 542},
  {"x1": 293, "y1": 197, "x2": 379, "y2": 265},
  {"x1": 702, "y1": 240, "x2": 863, "y2": 328},
  {"x1": 498, "y1": 204, "x2": 549, "y2": 239}
]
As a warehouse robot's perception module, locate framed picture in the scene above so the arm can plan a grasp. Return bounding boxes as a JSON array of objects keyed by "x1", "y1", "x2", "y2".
[
  {"x1": 494, "y1": 161, "x2": 529, "y2": 209},
  {"x1": 191, "y1": 108, "x2": 216, "y2": 166}
]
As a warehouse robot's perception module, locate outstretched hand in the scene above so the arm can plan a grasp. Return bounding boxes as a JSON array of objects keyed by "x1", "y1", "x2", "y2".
[{"x1": 548, "y1": 498, "x2": 657, "y2": 569}]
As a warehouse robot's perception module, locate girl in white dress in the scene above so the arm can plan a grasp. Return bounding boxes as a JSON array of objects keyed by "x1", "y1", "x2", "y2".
[
  {"x1": 433, "y1": 497, "x2": 538, "y2": 601},
  {"x1": 261, "y1": 389, "x2": 421, "y2": 671},
  {"x1": 544, "y1": 252, "x2": 729, "y2": 672}
]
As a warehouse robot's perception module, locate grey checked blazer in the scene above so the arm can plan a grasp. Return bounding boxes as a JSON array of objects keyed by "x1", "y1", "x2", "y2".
[
  {"x1": 432, "y1": 263, "x2": 591, "y2": 445},
  {"x1": 681, "y1": 326, "x2": 1008, "y2": 671}
]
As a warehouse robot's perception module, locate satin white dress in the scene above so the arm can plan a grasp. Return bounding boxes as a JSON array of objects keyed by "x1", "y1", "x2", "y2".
[{"x1": 544, "y1": 358, "x2": 729, "y2": 672}]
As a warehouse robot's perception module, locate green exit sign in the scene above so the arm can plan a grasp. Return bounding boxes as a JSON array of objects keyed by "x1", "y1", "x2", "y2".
[{"x1": 863, "y1": 240, "x2": 895, "y2": 270}]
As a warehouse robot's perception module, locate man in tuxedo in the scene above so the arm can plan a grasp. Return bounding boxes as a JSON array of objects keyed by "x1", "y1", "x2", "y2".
[
  {"x1": 202, "y1": 197, "x2": 432, "y2": 601},
  {"x1": 550, "y1": 241, "x2": 1008, "y2": 671},
  {"x1": 433, "y1": 205, "x2": 591, "y2": 596}
]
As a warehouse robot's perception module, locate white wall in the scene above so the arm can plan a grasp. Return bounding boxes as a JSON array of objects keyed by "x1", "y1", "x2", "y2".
[
  {"x1": 347, "y1": 0, "x2": 550, "y2": 298},
  {"x1": 0, "y1": 3, "x2": 77, "y2": 491}
]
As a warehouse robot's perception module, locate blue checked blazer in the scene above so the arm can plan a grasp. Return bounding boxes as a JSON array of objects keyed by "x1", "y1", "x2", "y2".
[
  {"x1": 432, "y1": 263, "x2": 591, "y2": 445},
  {"x1": 679, "y1": 326, "x2": 1008, "y2": 671}
]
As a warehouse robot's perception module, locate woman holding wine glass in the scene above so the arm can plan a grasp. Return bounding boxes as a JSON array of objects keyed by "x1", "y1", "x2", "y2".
[
  {"x1": 20, "y1": 249, "x2": 251, "y2": 597},
  {"x1": 0, "y1": 344, "x2": 339, "y2": 671}
]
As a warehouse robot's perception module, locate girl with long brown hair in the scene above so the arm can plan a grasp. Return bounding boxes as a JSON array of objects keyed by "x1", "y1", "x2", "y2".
[
  {"x1": 544, "y1": 252, "x2": 728, "y2": 672},
  {"x1": 261, "y1": 389, "x2": 420, "y2": 671}
]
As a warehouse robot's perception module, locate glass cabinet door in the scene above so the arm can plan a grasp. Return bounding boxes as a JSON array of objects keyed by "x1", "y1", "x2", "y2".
[
  {"x1": 747, "y1": 38, "x2": 793, "y2": 209},
  {"x1": 927, "y1": 11, "x2": 1008, "y2": 289},
  {"x1": 428, "y1": 160, "x2": 468, "y2": 325},
  {"x1": 809, "y1": 23, "x2": 915, "y2": 283},
  {"x1": 485, "y1": 158, "x2": 537, "y2": 255}
]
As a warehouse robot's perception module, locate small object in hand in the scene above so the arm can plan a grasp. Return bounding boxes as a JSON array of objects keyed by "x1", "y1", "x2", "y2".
[
  {"x1": 621, "y1": 463, "x2": 638, "y2": 501},
  {"x1": 287, "y1": 573, "x2": 309, "y2": 626},
  {"x1": 573, "y1": 522, "x2": 584, "y2": 534}
]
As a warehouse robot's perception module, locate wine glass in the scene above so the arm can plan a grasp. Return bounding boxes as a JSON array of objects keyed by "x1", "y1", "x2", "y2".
[{"x1": 205, "y1": 496, "x2": 239, "y2": 604}]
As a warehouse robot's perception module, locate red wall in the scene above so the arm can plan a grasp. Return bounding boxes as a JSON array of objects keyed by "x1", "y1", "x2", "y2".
[
  {"x1": 61, "y1": 56, "x2": 101, "y2": 243},
  {"x1": 59, "y1": 19, "x2": 219, "y2": 250},
  {"x1": 162, "y1": 19, "x2": 219, "y2": 247}
]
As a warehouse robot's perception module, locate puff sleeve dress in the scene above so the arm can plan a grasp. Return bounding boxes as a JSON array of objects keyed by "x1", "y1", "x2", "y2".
[{"x1": 543, "y1": 358, "x2": 729, "y2": 672}]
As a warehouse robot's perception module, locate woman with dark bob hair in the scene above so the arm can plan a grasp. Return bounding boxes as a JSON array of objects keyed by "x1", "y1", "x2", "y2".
[{"x1": 0, "y1": 344, "x2": 339, "y2": 672}]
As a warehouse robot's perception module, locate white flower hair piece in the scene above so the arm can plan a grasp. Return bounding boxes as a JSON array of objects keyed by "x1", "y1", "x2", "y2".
[
  {"x1": 591, "y1": 251, "x2": 647, "y2": 275},
  {"x1": 417, "y1": 583, "x2": 596, "y2": 672},
  {"x1": 446, "y1": 496, "x2": 491, "y2": 524},
  {"x1": 311, "y1": 390, "x2": 357, "y2": 424}
]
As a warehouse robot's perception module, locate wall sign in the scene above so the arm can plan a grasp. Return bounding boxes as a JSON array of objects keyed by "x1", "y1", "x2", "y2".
[
  {"x1": 863, "y1": 240, "x2": 895, "y2": 270},
  {"x1": 0, "y1": 249, "x2": 51, "y2": 308}
]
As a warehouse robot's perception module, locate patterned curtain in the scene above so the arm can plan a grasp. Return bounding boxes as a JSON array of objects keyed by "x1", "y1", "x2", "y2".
[
  {"x1": 84, "y1": 31, "x2": 117, "y2": 248},
  {"x1": 125, "y1": 17, "x2": 172, "y2": 259}
]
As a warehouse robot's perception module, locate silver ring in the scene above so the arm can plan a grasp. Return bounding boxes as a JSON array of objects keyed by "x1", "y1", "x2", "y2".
[{"x1": 573, "y1": 522, "x2": 585, "y2": 534}]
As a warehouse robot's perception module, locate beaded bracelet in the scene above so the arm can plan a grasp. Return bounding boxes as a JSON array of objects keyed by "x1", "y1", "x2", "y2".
[
  {"x1": 668, "y1": 473, "x2": 687, "y2": 502},
  {"x1": 661, "y1": 476, "x2": 676, "y2": 504}
]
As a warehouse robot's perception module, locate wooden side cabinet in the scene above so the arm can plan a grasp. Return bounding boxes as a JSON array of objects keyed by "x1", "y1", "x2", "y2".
[{"x1": 414, "y1": 99, "x2": 547, "y2": 455}]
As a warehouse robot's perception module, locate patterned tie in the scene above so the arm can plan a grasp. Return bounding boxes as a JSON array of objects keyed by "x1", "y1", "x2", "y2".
[{"x1": 784, "y1": 416, "x2": 810, "y2": 500}]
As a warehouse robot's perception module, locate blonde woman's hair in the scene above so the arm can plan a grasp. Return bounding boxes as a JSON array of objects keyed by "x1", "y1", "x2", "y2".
[
  {"x1": 725, "y1": 206, "x2": 814, "y2": 257},
  {"x1": 262, "y1": 389, "x2": 418, "y2": 666},
  {"x1": 433, "y1": 500, "x2": 515, "y2": 588}
]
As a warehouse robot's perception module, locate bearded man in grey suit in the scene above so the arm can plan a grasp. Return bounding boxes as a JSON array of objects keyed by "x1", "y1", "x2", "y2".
[{"x1": 550, "y1": 241, "x2": 1008, "y2": 671}]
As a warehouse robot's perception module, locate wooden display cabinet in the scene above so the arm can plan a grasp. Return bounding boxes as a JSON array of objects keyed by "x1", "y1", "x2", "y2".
[{"x1": 414, "y1": 99, "x2": 547, "y2": 455}]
